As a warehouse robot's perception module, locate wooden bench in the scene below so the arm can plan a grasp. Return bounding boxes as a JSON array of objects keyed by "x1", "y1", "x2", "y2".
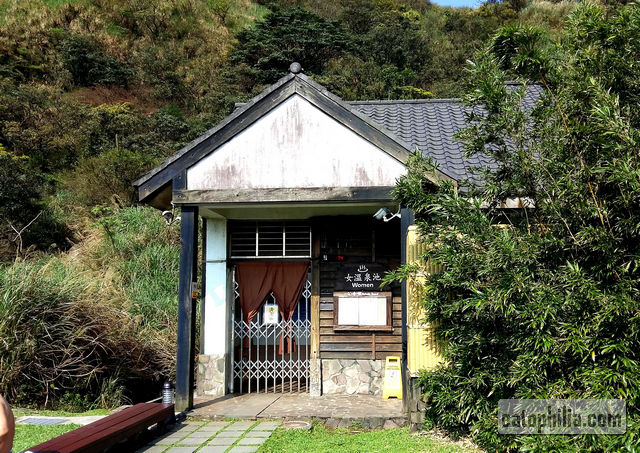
[{"x1": 24, "y1": 402, "x2": 174, "y2": 453}]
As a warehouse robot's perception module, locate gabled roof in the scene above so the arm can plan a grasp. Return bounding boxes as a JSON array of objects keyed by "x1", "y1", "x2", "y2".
[{"x1": 133, "y1": 71, "x2": 456, "y2": 208}]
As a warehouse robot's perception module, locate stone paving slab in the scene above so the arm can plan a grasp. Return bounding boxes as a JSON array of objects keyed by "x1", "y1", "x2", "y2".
[
  {"x1": 237, "y1": 437, "x2": 267, "y2": 446},
  {"x1": 200, "y1": 422, "x2": 230, "y2": 431},
  {"x1": 16, "y1": 415, "x2": 106, "y2": 426},
  {"x1": 190, "y1": 430, "x2": 216, "y2": 438},
  {"x1": 215, "y1": 431, "x2": 242, "y2": 438},
  {"x1": 224, "y1": 421, "x2": 256, "y2": 431},
  {"x1": 244, "y1": 431, "x2": 271, "y2": 438},
  {"x1": 207, "y1": 437, "x2": 237, "y2": 446},
  {"x1": 198, "y1": 447, "x2": 228, "y2": 453},
  {"x1": 165, "y1": 447, "x2": 197, "y2": 453},
  {"x1": 228, "y1": 447, "x2": 259, "y2": 453},
  {"x1": 250, "y1": 421, "x2": 281, "y2": 431},
  {"x1": 177, "y1": 437, "x2": 203, "y2": 446},
  {"x1": 193, "y1": 393, "x2": 405, "y2": 428}
]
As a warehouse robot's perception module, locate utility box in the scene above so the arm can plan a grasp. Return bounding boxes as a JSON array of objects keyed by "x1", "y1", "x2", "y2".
[{"x1": 382, "y1": 356, "x2": 403, "y2": 399}]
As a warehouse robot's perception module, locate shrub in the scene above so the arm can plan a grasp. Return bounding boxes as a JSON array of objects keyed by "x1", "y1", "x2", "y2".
[
  {"x1": 0, "y1": 149, "x2": 69, "y2": 261},
  {"x1": 392, "y1": 3, "x2": 640, "y2": 451},
  {"x1": 57, "y1": 33, "x2": 134, "y2": 87},
  {"x1": 63, "y1": 147, "x2": 154, "y2": 206}
]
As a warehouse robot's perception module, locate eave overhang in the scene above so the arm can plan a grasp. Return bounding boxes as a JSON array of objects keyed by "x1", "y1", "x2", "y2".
[{"x1": 133, "y1": 73, "x2": 457, "y2": 211}]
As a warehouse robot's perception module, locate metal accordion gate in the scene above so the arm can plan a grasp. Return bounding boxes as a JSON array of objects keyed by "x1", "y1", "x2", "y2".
[{"x1": 231, "y1": 270, "x2": 311, "y2": 394}]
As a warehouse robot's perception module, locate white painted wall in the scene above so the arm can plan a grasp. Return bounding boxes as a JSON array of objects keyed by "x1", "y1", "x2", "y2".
[
  {"x1": 203, "y1": 218, "x2": 228, "y2": 356},
  {"x1": 187, "y1": 95, "x2": 407, "y2": 191}
]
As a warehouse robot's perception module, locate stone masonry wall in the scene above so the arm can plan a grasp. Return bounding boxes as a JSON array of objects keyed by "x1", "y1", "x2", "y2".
[
  {"x1": 196, "y1": 354, "x2": 226, "y2": 397},
  {"x1": 321, "y1": 359, "x2": 383, "y2": 395}
]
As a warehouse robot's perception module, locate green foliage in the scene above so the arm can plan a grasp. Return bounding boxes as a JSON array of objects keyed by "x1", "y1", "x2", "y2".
[
  {"x1": 63, "y1": 147, "x2": 154, "y2": 206},
  {"x1": 315, "y1": 56, "x2": 423, "y2": 100},
  {"x1": 91, "y1": 206, "x2": 181, "y2": 328},
  {"x1": 13, "y1": 423, "x2": 80, "y2": 453},
  {"x1": 260, "y1": 422, "x2": 477, "y2": 452},
  {"x1": 231, "y1": 7, "x2": 357, "y2": 84},
  {"x1": 56, "y1": 32, "x2": 133, "y2": 87},
  {"x1": 392, "y1": 3, "x2": 640, "y2": 451},
  {"x1": 0, "y1": 150, "x2": 69, "y2": 259}
]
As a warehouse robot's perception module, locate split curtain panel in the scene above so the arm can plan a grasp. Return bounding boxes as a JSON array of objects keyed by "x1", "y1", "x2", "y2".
[{"x1": 236, "y1": 261, "x2": 309, "y2": 354}]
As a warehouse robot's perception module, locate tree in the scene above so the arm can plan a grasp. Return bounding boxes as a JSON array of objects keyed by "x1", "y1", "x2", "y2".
[
  {"x1": 230, "y1": 7, "x2": 356, "y2": 85},
  {"x1": 392, "y1": 3, "x2": 640, "y2": 451}
]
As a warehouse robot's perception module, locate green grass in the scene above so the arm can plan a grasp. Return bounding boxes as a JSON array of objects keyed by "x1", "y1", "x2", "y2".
[
  {"x1": 13, "y1": 408, "x2": 110, "y2": 418},
  {"x1": 258, "y1": 423, "x2": 478, "y2": 453},
  {"x1": 13, "y1": 424, "x2": 80, "y2": 452},
  {"x1": 13, "y1": 408, "x2": 107, "y2": 451}
]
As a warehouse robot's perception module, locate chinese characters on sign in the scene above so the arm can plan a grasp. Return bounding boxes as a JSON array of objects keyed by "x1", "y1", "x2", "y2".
[{"x1": 336, "y1": 263, "x2": 387, "y2": 291}]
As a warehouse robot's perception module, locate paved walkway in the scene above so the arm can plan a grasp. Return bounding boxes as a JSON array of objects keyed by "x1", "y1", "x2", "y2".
[
  {"x1": 137, "y1": 420, "x2": 281, "y2": 453},
  {"x1": 16, "y1": 415, "x2": 106, "y2": 426},
  {"x1": 192, "y1": 393, "x2": 405, "y2": 429}
]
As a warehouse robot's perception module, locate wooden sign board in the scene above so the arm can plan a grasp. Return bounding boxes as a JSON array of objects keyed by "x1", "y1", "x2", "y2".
[{"x1": 335, "y1": 263, "x2": 388, "y2": 291}]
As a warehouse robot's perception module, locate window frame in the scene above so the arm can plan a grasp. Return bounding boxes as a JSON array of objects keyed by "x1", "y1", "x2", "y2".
[
  {"x1": 332, "y1": 291, "x2": 393, "y2": 332},
  {"x1": 228, "y1": 221, "x2": 312, "y2": 259}
]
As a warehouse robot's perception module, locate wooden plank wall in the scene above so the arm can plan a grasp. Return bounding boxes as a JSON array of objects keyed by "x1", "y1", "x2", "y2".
[{"x1": 314, "y1": 216, "x2": 402, "y2": 361}]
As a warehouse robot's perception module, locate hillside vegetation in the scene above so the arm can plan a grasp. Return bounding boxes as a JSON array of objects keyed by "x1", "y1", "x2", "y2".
[{"x1": 0, "y1": 0, "x2": 576, "y2": 408}]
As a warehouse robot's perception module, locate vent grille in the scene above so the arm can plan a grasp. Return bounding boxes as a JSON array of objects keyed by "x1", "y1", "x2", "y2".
[{"x1": 229, "y1": 222, "x2": 311, "y2": 258}]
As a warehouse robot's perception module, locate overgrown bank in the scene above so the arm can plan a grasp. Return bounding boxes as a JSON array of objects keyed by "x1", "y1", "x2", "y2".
[{"x1": 0, "y1": 207, "x2": 179, "y2": 408}]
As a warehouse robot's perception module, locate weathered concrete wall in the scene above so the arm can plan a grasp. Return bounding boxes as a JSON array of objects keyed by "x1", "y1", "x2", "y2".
[
  {"x1": 321, "y1": 359, "x2": 384, "y2": 395},
  {"x1": 187, "y1": 94, "x2": 406, "y2": 191},
  {"x1": 196, "y1": 354, "x2": 226, "y2": 397}
]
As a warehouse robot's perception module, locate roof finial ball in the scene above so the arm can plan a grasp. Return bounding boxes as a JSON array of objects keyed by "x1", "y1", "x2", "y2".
[{"x1": 289, "y1": 62, "x2": 302, "y2": 74}]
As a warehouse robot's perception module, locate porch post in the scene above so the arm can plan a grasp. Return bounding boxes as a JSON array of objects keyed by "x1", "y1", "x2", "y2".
[
  {"x1": 400, "y1": 207, "x2": 414, "y2": 409},
  {"x1": 176, "y1": 205, "x2": 199, "y2": 412},
  {"x1": 197, "y1": 218, "x2": 229, "y2": 397}
]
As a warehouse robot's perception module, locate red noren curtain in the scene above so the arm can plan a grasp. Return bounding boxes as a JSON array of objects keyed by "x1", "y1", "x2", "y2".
[
  {"x1": 272, "y1": 262, "x2": 309, "y2": 354},
  {"x1": 236, "y1": 262, "x2": 274, "y2": 358},
  {"x1": 235, "y1": 261, "x2": 309, "y2": 356}
]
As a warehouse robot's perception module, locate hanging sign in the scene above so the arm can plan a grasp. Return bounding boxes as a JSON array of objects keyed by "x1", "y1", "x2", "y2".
[
  {"x1": 263, "y1": 304, "x2": 279, "y2": 325},
  {"x1": 336, "y1": 263, "x2": 388, "y2": 291}
]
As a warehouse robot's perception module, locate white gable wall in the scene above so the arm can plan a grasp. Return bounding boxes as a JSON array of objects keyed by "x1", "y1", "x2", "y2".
[{"x1": 187, "y1": 95, "x2": 407, "y2": 191}]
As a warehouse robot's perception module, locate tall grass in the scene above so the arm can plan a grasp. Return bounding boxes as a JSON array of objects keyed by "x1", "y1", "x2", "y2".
[{"x1": 0, "y1": 206, "x2": 179, "y2": 409}]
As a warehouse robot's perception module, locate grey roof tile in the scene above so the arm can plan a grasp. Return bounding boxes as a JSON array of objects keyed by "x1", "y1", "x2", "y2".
[{"x1": 349, "y1": 83, "x2": 541, "y2": 183}]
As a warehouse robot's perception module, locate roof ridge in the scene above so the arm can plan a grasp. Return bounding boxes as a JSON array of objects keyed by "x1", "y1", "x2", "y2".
[
  {"x1": 235, "y1": 97, "x2": 464, "y2": 108},
  {"x1": 348, "y1": 98, "x2": 461, "y2": 105}
]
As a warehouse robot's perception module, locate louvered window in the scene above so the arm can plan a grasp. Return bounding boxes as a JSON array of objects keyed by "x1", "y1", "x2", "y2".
[{"x1": 229, "y1": 221, "x2": 311, "y2": 258}]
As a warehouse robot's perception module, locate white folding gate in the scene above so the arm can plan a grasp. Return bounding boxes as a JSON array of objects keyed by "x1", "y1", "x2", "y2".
[{"x1": 231, "y1": 272, "x2": 311, "y2": 394}]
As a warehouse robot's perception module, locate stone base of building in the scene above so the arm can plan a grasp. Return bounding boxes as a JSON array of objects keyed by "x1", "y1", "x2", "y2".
[
  {"x1": 405, "y1": 375, "x2": 426, "y2": 431},
  {"x1": 309, "y1": 358, "x2": 321, "y2": 396},
  {"x1": 196, "y1": 354, "x2": 226, "y2": 397},
  {"x1": 321, "y1": 359, "x2": 383, "y2": 395}
]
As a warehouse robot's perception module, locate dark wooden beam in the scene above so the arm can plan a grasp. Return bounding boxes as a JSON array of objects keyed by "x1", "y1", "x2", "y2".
[
  {"x1": 400, "y1": 207, "x2": 414, "y2": 408},
  {"x1": 176, "y1": 205, "x2": 198, "y2": 412},
  {"x1": 173, "y1": 186, "x2": 395, "y2": 205}
]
